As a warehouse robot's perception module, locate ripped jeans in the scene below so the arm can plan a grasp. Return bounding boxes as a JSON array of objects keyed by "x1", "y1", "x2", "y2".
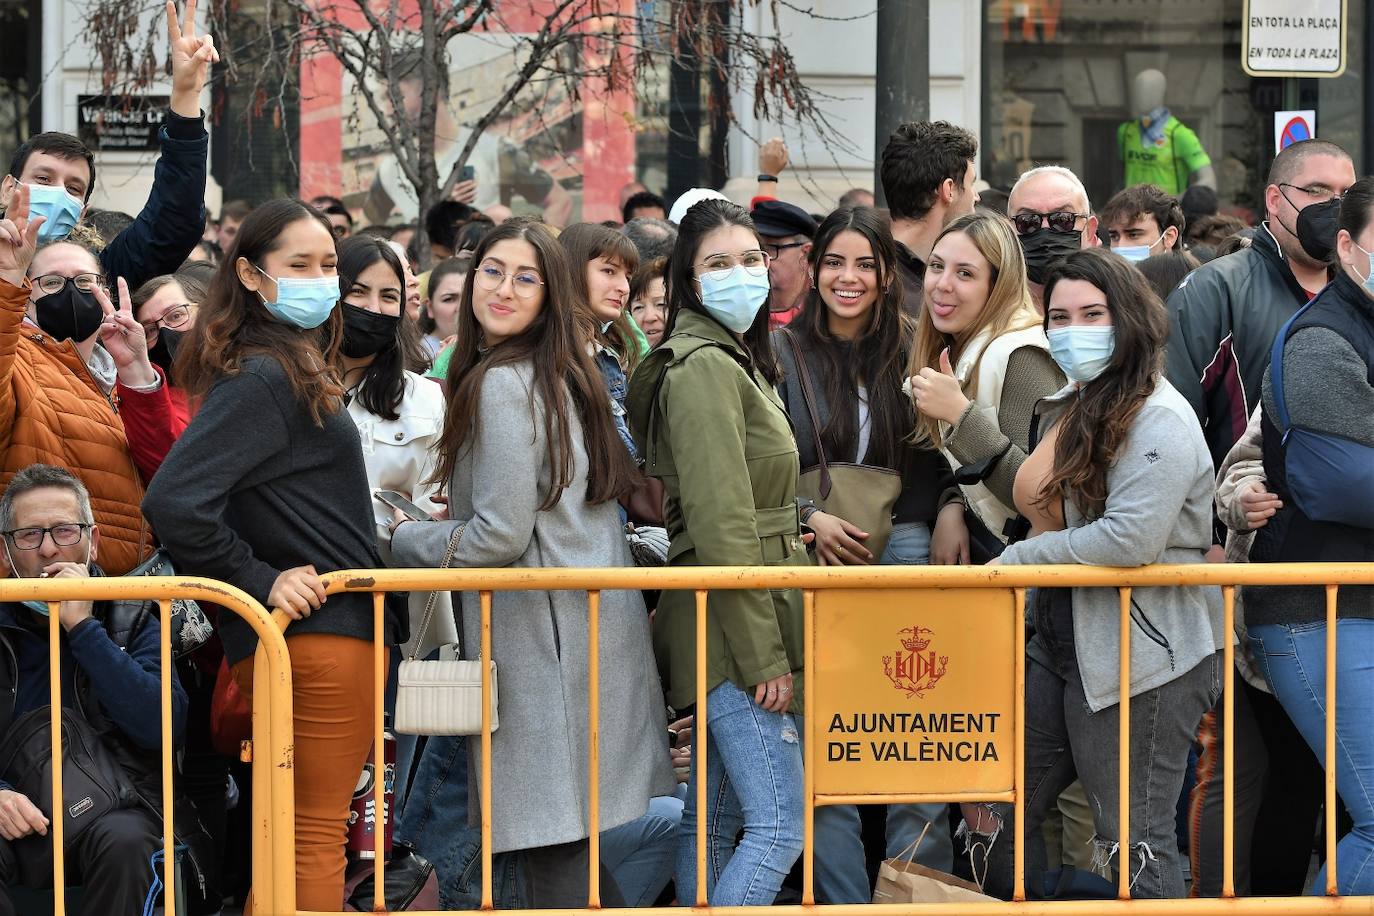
[
  {"x1": 974, "y1": 589, "x2": 1220, "y2": 899},
  {"x1": 677, "y1": 678, "x2": 805, "y2": 905}
]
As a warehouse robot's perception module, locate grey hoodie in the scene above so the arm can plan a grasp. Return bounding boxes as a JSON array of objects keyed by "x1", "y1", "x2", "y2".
[{"x1": 1000, "y1": 378, "x2": 1227, "y2": 712}]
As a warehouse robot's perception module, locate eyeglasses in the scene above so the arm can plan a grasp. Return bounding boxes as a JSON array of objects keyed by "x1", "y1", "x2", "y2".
[
  {"x1": 1280, "y1": 182, "x2": 1344, "y2": 204},
  {"x1": 140, "y1": 303, "x2": 195, "y2": 341},
  {"x1": 1012, "y1": 211, "x2": 1089, "y2": 237},
  {"x1": 3, "y1": 523, "x2": 91, "y2": 550},
  {"x1": 474, "y1": 263, "x2": 545, "y2": 299},
  {"x1": 762, "y1": 241, "x2": 805, "y2": 259},
  {"x1": 32, "y1": 273, "x2": 109, "y2": 296},
  {"x1": 695, "y1": 250, "x2": 771, "y2": 277}
]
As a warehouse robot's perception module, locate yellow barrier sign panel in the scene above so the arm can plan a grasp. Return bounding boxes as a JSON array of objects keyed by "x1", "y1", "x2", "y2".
[{"x1": 811, "y1": 588, "x2": 1016, "y2": 796}]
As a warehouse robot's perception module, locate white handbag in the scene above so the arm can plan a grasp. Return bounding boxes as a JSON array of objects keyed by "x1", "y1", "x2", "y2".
[{"x1": 393, "y1": 524, "x2": 500, "y2": 736}]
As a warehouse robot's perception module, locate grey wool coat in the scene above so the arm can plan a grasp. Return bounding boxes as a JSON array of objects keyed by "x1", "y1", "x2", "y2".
[{"x1": 390, "y1": 361, "x2": 673, "y2": 854}]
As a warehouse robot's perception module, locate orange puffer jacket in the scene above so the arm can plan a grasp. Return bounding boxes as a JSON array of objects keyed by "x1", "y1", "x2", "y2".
[{"x1": 0, "y1": 278, "x2": 150, "y2": 574}]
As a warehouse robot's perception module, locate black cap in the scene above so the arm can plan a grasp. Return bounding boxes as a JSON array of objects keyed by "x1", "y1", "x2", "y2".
[{"x1": 751, "y1": 199, "x2": 818, "y2": 239}]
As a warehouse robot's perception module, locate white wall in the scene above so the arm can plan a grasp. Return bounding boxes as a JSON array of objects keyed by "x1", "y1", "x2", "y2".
[
  {"x1": 723, "y1": 0, "x2": 980, "y2": 211},
  {"x1": 42, "y1": 0, "x2": 219, "y2": 217}
]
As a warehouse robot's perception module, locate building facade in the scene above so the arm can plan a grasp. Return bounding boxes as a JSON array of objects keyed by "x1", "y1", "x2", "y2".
[{"x1": 15, "y1": 0, "x2": 1374, "y2": 224}]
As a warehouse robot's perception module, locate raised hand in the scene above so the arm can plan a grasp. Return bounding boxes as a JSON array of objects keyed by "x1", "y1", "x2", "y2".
[
  {"x1": 0, "y1": 183, "x2": 45, "y2": 286},
  {"x1": 908, "y1": 347, "x2": 970, "y2": 425},
  {"x1": 167, "y1": 0, "x2": 219, "y2": 118},
  {"x1": 95, "y1": 278, "x2": 158, "y2": 387}
]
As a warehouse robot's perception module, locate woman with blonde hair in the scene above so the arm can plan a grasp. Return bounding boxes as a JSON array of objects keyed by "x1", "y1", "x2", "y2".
[{"x1": 905, "y1": 212, "x2": 1065, "y2": 551}]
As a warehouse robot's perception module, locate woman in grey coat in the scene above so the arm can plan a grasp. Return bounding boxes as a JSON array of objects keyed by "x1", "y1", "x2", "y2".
[{"x1": 388, "y1": 221, "x2": 673, "y2": 907}]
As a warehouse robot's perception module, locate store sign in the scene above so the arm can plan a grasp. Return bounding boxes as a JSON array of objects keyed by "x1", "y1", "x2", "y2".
[
  {"x1": 76, "y1": 95, "x2": 168, "y2": 152},
  {"x1": 1243, "y1": 0, "x2": 1347, "y2": 77},
  {"x1": 811, "y1": 588, "x2": 1016, "y2": 797}
]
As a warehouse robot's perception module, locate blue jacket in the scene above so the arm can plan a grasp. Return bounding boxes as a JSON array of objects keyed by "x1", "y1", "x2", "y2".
[
  {"x1": 97, "y1": 111, "x2": 209, "y2": 291},
  {"x1": 0, "y1": 586, "x2": 188, "y2": 799}
]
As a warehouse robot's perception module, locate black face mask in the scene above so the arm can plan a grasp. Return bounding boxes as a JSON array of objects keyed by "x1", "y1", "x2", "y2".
[
  {"x1": 1019, "y1": 228, "x2": 1082, "y2": 285},
  {"x1": 1292, "y1": 196, "x2": 1342, "y2": 263},
  {"x1": 34, "y1": 284, "x2": 104, "y2": 343},
  {"x1": 147, "y1": 326, "x2": 185, "y2": 376},
  {"x1": 341, "y1": 303, "x2": 401, "y2": 359}
]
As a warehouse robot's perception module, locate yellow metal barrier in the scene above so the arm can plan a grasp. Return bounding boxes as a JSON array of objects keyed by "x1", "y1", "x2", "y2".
[
  {"x1": 0, "y1": 576, "x2": 294, "y2": 916},
  {"x1": 301, "y1": 564, "x2": 1374, "y2": 916}
]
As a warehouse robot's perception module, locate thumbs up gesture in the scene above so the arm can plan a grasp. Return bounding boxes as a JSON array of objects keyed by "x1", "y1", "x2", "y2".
[{"x1": 907, "y1": 347, "x2": 971, "y2": 424}]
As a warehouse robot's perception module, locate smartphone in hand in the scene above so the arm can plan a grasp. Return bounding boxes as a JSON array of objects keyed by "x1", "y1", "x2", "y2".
[{"x1": 375, "y1": 490, "x2": 435, "y2": 522}]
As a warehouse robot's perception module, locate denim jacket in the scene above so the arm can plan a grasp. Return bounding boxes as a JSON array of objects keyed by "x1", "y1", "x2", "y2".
[{"x1": 595, "y1": 346, "x2": 638, "y2": 462}]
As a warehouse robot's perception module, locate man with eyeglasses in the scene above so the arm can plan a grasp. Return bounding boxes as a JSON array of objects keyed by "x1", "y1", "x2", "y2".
[
  {"x1": 1165, "y1": 137, "x2": 1356, "y2": 899},
  {"x1": 0, "y1": 464, "x2": 194, "y2": 916},
  {"x1": 1006, "y1": 165, "x2": 1102, "y2": 312},
  {"x1": 1167, "y1": 139, "x2": 1355, "y2": 473},
  {"x1": 750, "y1": 199, "x2": 817, "y2": 330}
]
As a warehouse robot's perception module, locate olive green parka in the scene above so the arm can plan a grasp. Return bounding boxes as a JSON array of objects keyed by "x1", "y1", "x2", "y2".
[{"x1": 627, "y1": 308, "x2": 809, "y2": 714}]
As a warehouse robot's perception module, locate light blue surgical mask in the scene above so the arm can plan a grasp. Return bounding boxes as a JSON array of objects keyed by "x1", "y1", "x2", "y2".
[
  {"x1": 696, "y1": 266, "x2": 770, "y2": 333},
  {"x1": 1, "y1": 538, "x2": 89, "y2": 617},
  {"x1": 1113, "y1": 236, "x2": 1162, "y2": 263},
  {"x1": 254, "y1": 266, "x2": 340, "y2": 329},
  {"x1": 1048, "y1": 325, "x2": 1116, "y2": 384},
  {"x1": 26, "y1": 182, "x2": 83, "y2": 243},
  {"x1": 1352, "y1": 242, "x2": 1374, "y2": 297}
]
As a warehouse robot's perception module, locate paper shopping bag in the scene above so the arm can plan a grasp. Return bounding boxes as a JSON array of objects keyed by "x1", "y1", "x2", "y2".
[{"x1": 872, "y1": 828, "x2": 997, "y2": 905}]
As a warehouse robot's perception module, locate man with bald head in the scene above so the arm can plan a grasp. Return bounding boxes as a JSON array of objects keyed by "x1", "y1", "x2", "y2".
[{"x1": 1006, "y1": 165, "x2": 1100, "y2": 311}]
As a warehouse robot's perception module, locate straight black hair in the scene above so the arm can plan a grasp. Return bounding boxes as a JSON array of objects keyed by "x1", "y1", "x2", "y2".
[
  {"x1": 336, "y1": 235, "x2": 429, "y2": 421},
  {"x1": 662, "y1": 198, "x2": 781, "y2": 384}
]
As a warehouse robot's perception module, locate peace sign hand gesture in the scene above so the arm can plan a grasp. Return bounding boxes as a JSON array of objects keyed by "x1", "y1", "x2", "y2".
[
  {"x1": 0, "y1": 183, "x2": 45, "y2": 287},
  {"x1": 94, "y1": 278, "x2": 159, "y2": 388},
  {"x1": 167, "y1": 0, "x2": 219, "y2": 118}
]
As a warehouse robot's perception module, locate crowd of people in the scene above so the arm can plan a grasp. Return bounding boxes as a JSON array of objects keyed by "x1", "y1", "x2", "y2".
[{"x1": 0, "y1": 10, "x2": 1367, "y2": 908}]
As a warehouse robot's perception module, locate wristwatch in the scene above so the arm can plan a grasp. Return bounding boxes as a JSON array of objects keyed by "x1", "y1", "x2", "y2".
[{"x1": 757, "y1": 174, "x2": 779, "y2": 183}]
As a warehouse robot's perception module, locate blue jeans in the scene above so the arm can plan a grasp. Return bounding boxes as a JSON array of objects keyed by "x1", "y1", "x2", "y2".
[
  {"x1": 601, "y1": 793, "x2": 685, "y2": 905},
  {"x1": 402, "y1": 734, "x2": 684, "y2": 907},
  {"x1": 1251, "y1": 619, "x2": 1374, "y2": 895},
  {"x1": 678, "y1": 679, "x2": 805, "y2": 905},
  {"x1": 396, "y1": 735, "x2": 525, "y2": 909},
  {"x1": 813, "y1": 521, "x2": 950, "y2": 903}
]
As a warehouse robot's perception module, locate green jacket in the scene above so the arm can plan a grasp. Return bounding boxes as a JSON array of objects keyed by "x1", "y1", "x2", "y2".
[{"x1": 627, "y1": 309, "x2": 809, "y2": 714}]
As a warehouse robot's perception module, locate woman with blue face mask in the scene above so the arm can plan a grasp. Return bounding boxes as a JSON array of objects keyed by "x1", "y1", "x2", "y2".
[
  {"x1": 626, "y1": 198, "x2": 809, "y2": 906},
  {"x1": 967, "y1": 248, "x2": 1225, "y2": 900},
  {"x1": 143, "y1": 198, "x2": 405, "y2": 912},
  {"x1": 1243, "y1": 176, "x2": 1374, "y2": 896}
]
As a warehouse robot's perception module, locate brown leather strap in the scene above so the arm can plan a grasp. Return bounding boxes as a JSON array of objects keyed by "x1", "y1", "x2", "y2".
[{"x1": 784, "y1": 328, "x2": 832, "y2": 499}]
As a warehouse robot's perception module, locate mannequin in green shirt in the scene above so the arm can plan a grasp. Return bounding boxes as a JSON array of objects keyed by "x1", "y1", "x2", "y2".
[{"x1": 1118, "y1": 69, "x2": 1216, "y2": 196}]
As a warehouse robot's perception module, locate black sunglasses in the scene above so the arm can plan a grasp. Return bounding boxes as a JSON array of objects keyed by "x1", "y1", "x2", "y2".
[{"x1": 1012, "y1": 211, "x2": 1087, "y2": 237}]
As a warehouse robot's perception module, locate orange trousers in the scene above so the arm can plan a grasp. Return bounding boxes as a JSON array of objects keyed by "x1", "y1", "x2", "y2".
[{"x1": 233, "y1": 633, "x2": 386, "y2": 913}]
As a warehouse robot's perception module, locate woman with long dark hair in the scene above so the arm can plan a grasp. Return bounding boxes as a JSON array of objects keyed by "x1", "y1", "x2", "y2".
[
  {"x1": 627, "y1": 198, "x2": 808, "y2": 905},
  {"x1": 332, "y1": 235, "x2": 447, "y2": 810},
  {"x1": 388, "y1": 220, "x2": 672, "y2": 906},
  {"x1": 143, "y1": 199, "x2": 405, "y2": 912},
  {"x1": 973, "y1": 248, "x2": 1224, "y2": 899},
  {"x1": 776, "y1": 206, "x2": 965, "y2": 898}
]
